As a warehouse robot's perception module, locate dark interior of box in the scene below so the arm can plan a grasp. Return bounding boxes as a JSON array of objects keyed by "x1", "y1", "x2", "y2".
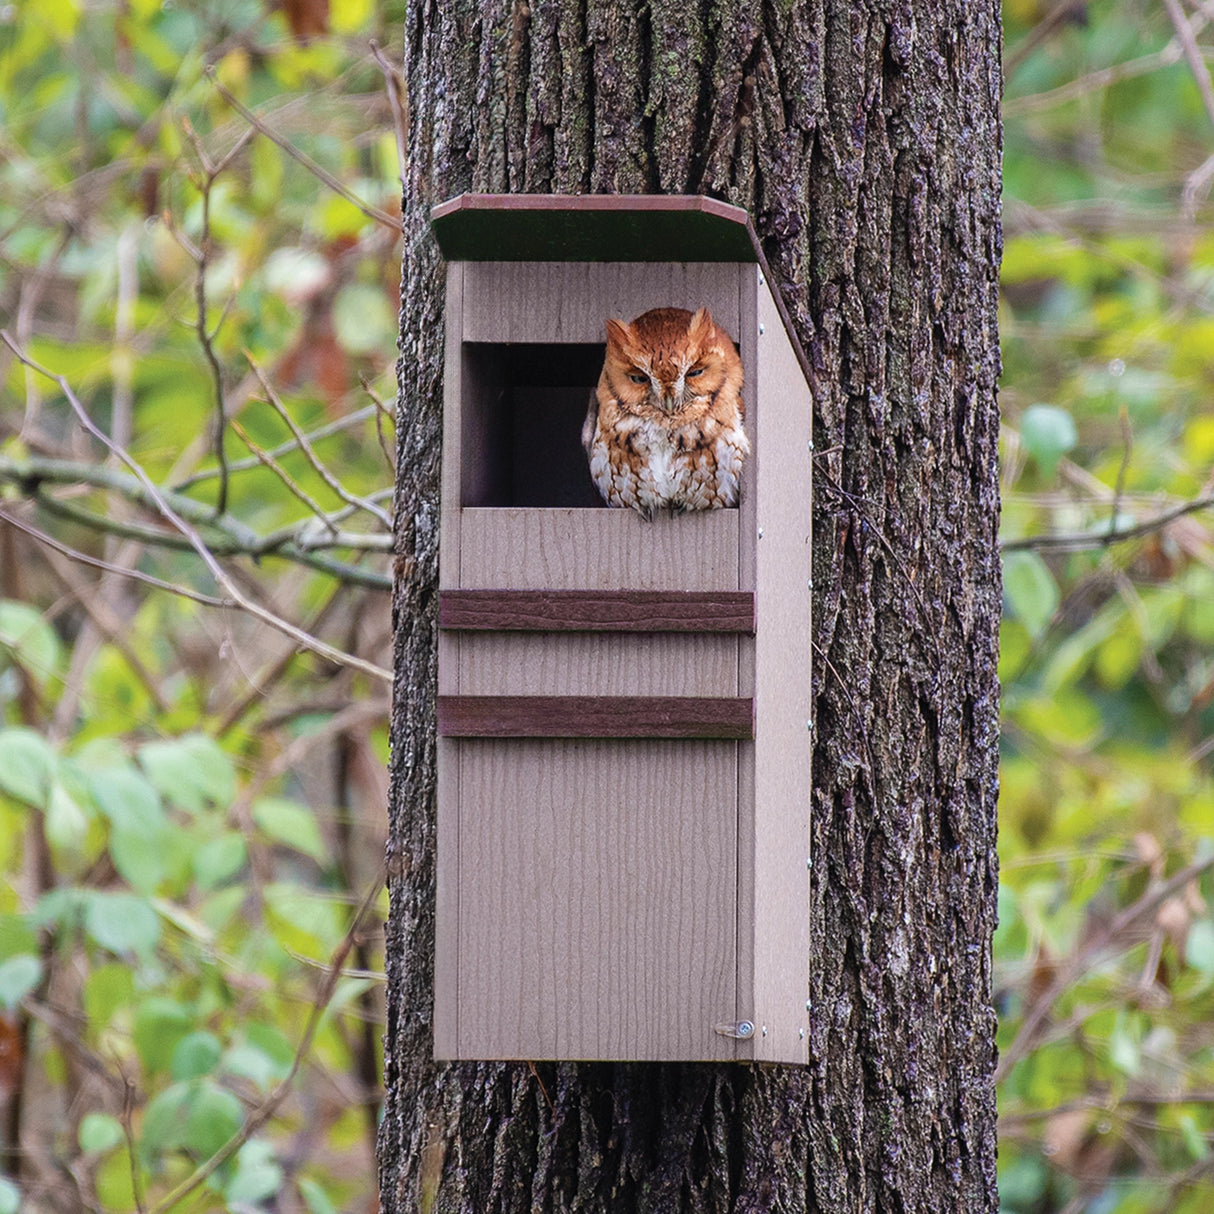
[{"x1": 461, "y1": 343, "x2": 607, "y2": 508}]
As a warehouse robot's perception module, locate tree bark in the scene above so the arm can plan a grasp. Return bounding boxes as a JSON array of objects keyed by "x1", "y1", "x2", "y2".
[{"x1": 381, "y1": 2, "x2": 1003, "y2": 1211}]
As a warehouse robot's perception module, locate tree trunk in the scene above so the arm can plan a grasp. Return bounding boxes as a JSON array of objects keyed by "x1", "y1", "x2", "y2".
[{"x1": 380, "y1": 2, "x2": 1003, "y2": 1210}]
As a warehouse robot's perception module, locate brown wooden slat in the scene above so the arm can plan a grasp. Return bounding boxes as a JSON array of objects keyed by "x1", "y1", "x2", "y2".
[
  {"x1": 438, "y1": 695, "x2": 754, "y2": 739},
  {"x1": 439, "y1": 590, "x2": 755, "y2": 634}
]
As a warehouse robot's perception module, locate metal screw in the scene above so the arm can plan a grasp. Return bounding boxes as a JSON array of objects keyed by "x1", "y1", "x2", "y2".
[
  {"x1": 762, "y1": 1026, "x2": 768, "y2": 1037},
  {"x1": 757, "y1": 527, "x2": 764, "y2": 539},
  {"x1": 805, "y1": 1000, "x2": 811, "y2": 1011},
  {"x1": 808, "y1": 440, "x2": 815, "y2": 451},
  {"x1": 799, "y1": 1028, "x2": 805, "y2": 1039},
  {"x1": 759, "y1": 323, "x2": 766, "y2": 335},
  {"x1": 806, "y1": 720, "x2": 814, "y2": 732},
  {"x1": 807, "y1": 579, "x2": 814, "y2": 590}
]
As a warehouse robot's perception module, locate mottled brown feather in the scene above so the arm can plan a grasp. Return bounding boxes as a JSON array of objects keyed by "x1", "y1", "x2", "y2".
[{"x1": 582, "y1": 307, "x2": 749, "y2": 520}]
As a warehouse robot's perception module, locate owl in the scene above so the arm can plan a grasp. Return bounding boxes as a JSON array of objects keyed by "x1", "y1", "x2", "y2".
[{"x1": 581, "y1": 306, "x2": 749, "y2": 519}]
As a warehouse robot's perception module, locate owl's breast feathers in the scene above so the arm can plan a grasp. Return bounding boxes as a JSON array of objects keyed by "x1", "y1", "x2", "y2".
[{"x1": 583, "y1": 389, "x2": 750, "y2": 520}]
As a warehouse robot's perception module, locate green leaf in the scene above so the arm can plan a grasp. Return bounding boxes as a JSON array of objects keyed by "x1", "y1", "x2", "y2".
[
  {"x1": 184, "y1": 1081, "x2": 243, "y2": 1158},
  {"x1": 43, "y1": 780, "x2": 91, "y2": 857},
  {"x1": 333, "y1": 281, "x2": 397, "y2": 355},
  {"x1": 138, "y1": 734, "x2": 235, "y2": 815},
  {"x1": 134, "y1": 997, "x2": 194, "y2": 1075},
  {"x1": 222, "y1": 1043, "x2": 284, "y2": 1092},
  {"x1": 0, "y1": 954, "x2": 42, "y2": 1011},
  {"x1": 83, "y1": 963, "x2": 135, "y2": 1029},
  {"x1": 1187, "y1": 920, "x2": 1214, "y2": 974},
  {"x1": 90, "y1": 765, "x2": 164, "y2": 834},
  {"x1": 0, "y1": 728, "x2": 57, "y2": 809},
  {"x1": 299, "y1": 1176, "x2": 339, "y2": 1214},
  {"x1": 253, "y1": 797, "x2": 327, "y2": 865},
  {"x1": 0, "y1": 1177, "x2": 20, "y2": 1214},
  {"x1": 171, "y1": 1031, "x2": 222, "y2": 1081},
  {"x1": 84, "y1": 892, "x2": 161, "y2": 957},
  {"x1": 1002, "y1": 551, "x2": 1059, "y2": 638},
  {"x1": 110, "y1": 827, "x2": 166, "y2": 894},
  {"x1": 139, "y1": 1082, "x2": 192, "y2": 1157},
  {"x1": 226, "y1": 1141, "x2": 283, "y2": 1205},
  {"x1": 79, "y1": 1112, "x2": 125, "y2": 1155},
  {"x1": 1019, "y1": 403, "x2": 1077, "y2": 478},
  {"x1": 192, "y1": 833, "x2": 247, "y2": 890},
  {"x1": 0, "y1": 600, "x2": 61, "y2": 685}
]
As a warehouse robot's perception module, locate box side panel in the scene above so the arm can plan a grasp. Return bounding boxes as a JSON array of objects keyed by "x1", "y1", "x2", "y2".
[
  {"x1": 749, "y1": 279, "x2": 813, "y2": 1064},
  {"x1": 456, "y1": 739, "x2": 738, "y2": 1061},
  {"x1": 462, "y1": 262, "x2": 748, "y2": 344},
  {"x1": 734, "y1": 265, "x2": 759, "y2": 1057},
  {"x1": 456, "y1": 633, "x2": 738, "y2": 697},
  {"x1": 459, "y1": 508, "x2": 739, "y2": 591},
  {"x1": 435, "y1": 265, "x2": 464, "y2": 1058},
  {"x1": 434, "y1": 737, "x2": 460, "y2": 1059}
]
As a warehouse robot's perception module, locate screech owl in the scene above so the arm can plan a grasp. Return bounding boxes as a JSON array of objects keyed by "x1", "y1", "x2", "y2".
[{"x1": 581, "y1": 307, "x2": 749, "y2": 520}]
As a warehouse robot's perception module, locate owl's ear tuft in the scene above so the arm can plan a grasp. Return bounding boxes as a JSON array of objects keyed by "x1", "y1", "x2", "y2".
[
  {"x1": 606, "y1": 319, "x2": 633, "y2": 350},
  {"x1": 689, "y1": 308, "x2": 713, "y2": 341}
]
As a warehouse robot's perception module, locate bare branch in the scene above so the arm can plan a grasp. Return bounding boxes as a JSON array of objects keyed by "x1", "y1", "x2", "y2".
[
  {"x1": 0, "y1": 452, "x2": 393, "y2": 587},
  {"x1": 206, "y1": 67, "x2": 403, "y2": 234},
  {"x1": 247, "y1": 357, "x2": 392, "y2": 528},
  {"x1": 173, "y1": 403, "x2": 390, "y2": 491},
  {"x1": 1001, "y1": 492, "x2": 1214, "y2": 553},
  {"x1": 1, "y1": 334, "x2": 392, "y2": 682},
  {"x1": 0, "y1": 508, "x2": 234, "y2": 608}
]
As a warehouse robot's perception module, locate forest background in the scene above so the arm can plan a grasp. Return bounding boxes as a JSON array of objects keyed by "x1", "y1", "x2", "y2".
[{"x1": 1, "y1": 0, "x2": 1214, "y2": 1211}]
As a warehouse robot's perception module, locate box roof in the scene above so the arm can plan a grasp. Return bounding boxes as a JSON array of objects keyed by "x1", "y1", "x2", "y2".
[{"x1": 430, "y1": 194, "x2": 760, "y2": 263}]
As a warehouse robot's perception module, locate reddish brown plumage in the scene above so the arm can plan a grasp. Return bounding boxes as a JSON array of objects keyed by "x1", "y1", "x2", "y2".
[{"x1": 582, "y1": 307, "x2": 749, "y2": 519}]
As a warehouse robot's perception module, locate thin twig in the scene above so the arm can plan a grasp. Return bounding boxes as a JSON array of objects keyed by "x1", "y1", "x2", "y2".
[
  {"x1": 247, "y1": 357, "x2": 392, "y2": 528},
  {"x1": 229, "y1": 417, "x2": 338, "y2": 533},
  {"x1": 368, "y1": 39, "x2": 408, "y2": 186},
  {"x1": 173, "y1": 404, "x2": 388, "y2": 490},
  {"x1": 0, "y1": 508, "x2": 234, "y2": 608},
  {"x1": 1, "y1": 333, "x2": 392, "y2": 682},
  {"x1": 1108, "y1": 406, "x2": 1132, "y2": 536},
  {"x1": 1001, "y1": 493, "x2": 1214, "y2": 553},
  {"x1": 995, "y1": 853, "x2": 1214, "y2": 1082},
  {"x1": 206, "y1": 67, "x2": 402, "y2": 233}
]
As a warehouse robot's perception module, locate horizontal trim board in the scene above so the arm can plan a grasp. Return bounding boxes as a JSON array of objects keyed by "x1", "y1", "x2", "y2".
[
  {"x1": 438, "y1": 695, "x2": 754, "y2": 739},
  {"x1": 440, "y1": 590, "x2": 755, "y2": 634},
  {"x1": 430, "y1": 193, "x2": 757, "y2": 263}
]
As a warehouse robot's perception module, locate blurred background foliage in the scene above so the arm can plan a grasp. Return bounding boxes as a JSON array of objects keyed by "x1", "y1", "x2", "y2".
[{"x1": 1, "y1": 0, "x2": 1214, "y2": 1211}]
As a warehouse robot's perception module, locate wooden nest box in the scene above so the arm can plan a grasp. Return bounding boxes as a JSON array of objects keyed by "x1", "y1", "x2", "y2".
[{"x1": 430, "y1": 194, "x2": 812, "y2": 1063}]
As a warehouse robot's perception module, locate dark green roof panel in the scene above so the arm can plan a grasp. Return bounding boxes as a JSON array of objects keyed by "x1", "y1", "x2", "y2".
[{"x1": 430, "y1": 194, "x2": 760, "y2": 264}]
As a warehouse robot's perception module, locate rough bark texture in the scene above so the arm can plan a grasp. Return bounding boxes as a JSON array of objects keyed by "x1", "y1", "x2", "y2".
[{"x1": 381, "y1": 2, "x2": 1003, "y2": 1210}]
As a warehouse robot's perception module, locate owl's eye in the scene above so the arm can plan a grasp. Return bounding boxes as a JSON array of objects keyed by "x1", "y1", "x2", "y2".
[
  {"x1": 686, "y1": 366, "x2": 705, "y2": 378},
  {"x1": 627, "y1": 373, "x2": 648, "y2": 384}
]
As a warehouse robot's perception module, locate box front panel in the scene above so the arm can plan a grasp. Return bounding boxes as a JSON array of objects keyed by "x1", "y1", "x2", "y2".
[{"x1": 453, "y1": 739, "x2": 738, "y2": 1061}]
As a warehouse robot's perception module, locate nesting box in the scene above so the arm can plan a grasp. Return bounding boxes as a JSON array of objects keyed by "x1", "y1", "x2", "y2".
[{"x1": 430, "y1": 195, "x2": 812, "y2": 1063}]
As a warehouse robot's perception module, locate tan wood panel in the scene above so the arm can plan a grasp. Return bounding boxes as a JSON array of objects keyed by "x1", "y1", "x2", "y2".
[
  {"x1": 747, "y1": 277, "x2": 813, "y2": 1064},
  {"x1": 462, "y1": 262, "x2": 748, "y2": 344},
  {"x1": 453, "y1": 739, "x2": 738, "y2": 1061},
  {"x1": 434, "y1": 736, "x2": 460, "y2": 1059},
  {"x1": 456, "y1": 632, "x2": 738, "y2": 697},
  {"x1": 439, "y1": 263, "x2": 464, "y2": 590},
  {"x1": 458, "y1": 507, "x2": 739, "y2": 590}
]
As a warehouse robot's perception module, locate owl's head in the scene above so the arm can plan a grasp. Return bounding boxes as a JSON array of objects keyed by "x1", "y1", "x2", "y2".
[{"x1": 603, "y1": 307, "x2": 742, "y2": 418}]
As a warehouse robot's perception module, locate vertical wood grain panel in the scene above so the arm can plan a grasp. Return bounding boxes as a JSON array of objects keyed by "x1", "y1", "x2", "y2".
[
  {"x1": 459, "y1": 507, "x2": 739, "y2": 590},
  {"x1": 434, "y1": 735, "x2": 461, "y2": 1059},
  {"x1": 462, "y1": 262, "x2": 747, "y2": 343},
  {"x1": 457, "y1": 633, "x2": 738, "y2": 696},
  {"x1": 748, "y1": 280, "x2": 813, "y2": 1064},
  {"x1": 455, "y1": 739, "x2": 738, "y2": 1060},
  {"x1": 439, "y1": 263, "x2": 464, "y2": 591}
]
